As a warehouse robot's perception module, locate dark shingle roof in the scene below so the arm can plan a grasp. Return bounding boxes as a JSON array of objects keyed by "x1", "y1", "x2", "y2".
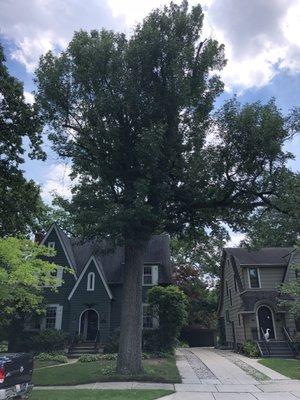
[
  {"x1": 71, "y1": 234, "x2": 171, "y2": 284},
  {"x1": 57, "y1": 227, "x2": 77, "y2": 269},
  {"x1": 225, "y1": 247, "x2": 293, "y2": 265}
]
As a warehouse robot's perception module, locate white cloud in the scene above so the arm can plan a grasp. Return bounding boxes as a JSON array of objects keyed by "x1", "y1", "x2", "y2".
[
  {"x1": 1, "y1": 0, "x2": 300, "y2": 89},
  {"x1": 0, "y1": 0, "x2": 125, "y2": 72},
  {"x1": 24, "y1": 91, "x2": 35, "y2": 105},
  {"x1": 42, "y1": 163, "x2": 73, "y2": 203},
  {"x1": 226, "y1": 232, "x2": 245, "y2": 247},
  {"x1": 207, "y1": 0, "x2": 300, "y2": 90}
]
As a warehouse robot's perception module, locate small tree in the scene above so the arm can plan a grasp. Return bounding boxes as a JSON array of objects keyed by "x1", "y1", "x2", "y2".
[
  {"x1": 0, "y1": 237, "x2": 62, "y2": 347},
  {"x1": 279, "y1": 245, "x2": 300, "y2": 317},
  {"x1": 148, "y1": 285, "x2": 188, "y2": 350}
]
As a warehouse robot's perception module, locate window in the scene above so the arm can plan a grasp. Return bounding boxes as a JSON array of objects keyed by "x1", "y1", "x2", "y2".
[
  {"x1": 48, "y1": 242, "x2": 55, "y2": 249},
  {"x1": 248, "y1": 267, "x2": 260, "y2": 288},
  {"x1": 143, "y1": 266, "x2": 153, "y2": 285},
  {"x1": 234, "y1": 276, "x2": 238, "y2": 292},
  {"x1": 225, "y1": 310, "x2": 230, "y2": 323},
  {"x1": 143, "y1": 304, "x2": 153, "y2": 328},
  {"x1": 225, "y1": 281, "x2": 229, "y2": 296},
  {"x1": 229, "y1": 289, "x2": 232, "y2": 306},
  {"x1": 295, "y1": 269, "x2": 300, "y2": 279},
  {"x1": 45, "y1": 306, "x2": 57, "y2": 329},
  {"x1": 87, "y1": 272, "x2": 95, "y2": 291},
  {"x1": 238, "y1": 314, "x2": 242, "y2": 326}
]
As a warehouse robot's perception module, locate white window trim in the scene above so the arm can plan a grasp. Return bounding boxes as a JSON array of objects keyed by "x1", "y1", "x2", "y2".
[
  {"x1": 41, "y1": 304, "x2": 63, "y2": 331},
  {"x1": 142, "y1": 265, "x2": 159, "y2": 286},
  {"x1": 87, "y1": 272, "x2": 95, "y2": 291},
  {"x1": 68, "y1": 256, "x2": 113, "y2": 300},
  {"x1": 48, "y1": 242, "x2": 55, "y2": 249},
  {"x1": 248, "y1": 267, "x2": 261, "y2": 289}
]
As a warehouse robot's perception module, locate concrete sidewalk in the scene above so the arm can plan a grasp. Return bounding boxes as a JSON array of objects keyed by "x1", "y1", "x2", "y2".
[{"x1": 166, "y1": 347, "x2": 300, "y2": 399}]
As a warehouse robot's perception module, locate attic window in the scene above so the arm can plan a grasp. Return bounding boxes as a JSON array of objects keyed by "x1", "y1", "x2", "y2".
[
  {"x1": 48, "y1": 242, "x2": 55, "y2": 250},
  {"x1": 249, "y1": 267, "x2": 260, "y2": 288},
  {"x1": 87, "y1": 272, "x2": 95, "y2": 291}
]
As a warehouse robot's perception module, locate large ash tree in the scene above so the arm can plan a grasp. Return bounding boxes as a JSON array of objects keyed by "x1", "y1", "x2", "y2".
[{"x1": 36, "y1": 2, "x2": 294, "y2": 373}]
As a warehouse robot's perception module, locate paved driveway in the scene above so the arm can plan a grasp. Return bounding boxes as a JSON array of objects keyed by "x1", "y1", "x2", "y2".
[{"x1": 165, "y1": 347, "x2": 300, "y2": 400}]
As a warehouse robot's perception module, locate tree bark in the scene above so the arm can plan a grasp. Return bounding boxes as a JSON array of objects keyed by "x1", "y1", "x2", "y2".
[{"x1": 116, "y1": 241, "x2": 147, "y2": 374}]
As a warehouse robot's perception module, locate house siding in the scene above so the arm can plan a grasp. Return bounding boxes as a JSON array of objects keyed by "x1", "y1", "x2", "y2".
[
  {"x1": 220, "y1": 256, "x2": 245, "y2": 347},
  {"x1": 219, "y1": 248, "x2": 299, "y2": 347},
  {"x1": 43, "y1": 228, "x2": 76, "y2": 332},
  {"x1": 68, "y1": 259, "x2": 111, "y2": 343},
  {"x1": 243, "y1": 266, "x2": 285, "y2": 289}
]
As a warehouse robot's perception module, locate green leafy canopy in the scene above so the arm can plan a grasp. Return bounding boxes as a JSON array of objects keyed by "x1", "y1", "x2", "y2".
[{"x1": 0, "y1": 237, "x2": 64, "y2": 329}]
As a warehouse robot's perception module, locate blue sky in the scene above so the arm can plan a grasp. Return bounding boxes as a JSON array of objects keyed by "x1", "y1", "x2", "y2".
[{"x1": 1, "y1": 0, "x2": 299, "y2": 244}]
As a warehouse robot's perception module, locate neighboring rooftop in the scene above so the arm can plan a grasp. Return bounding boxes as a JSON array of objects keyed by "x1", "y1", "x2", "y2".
[{"x1": 224, "y1": 247, "x2": 294, "y2": 265}]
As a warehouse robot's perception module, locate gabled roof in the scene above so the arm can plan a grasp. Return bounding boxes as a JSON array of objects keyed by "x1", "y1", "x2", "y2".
[
  {"x1": 68, "y1": 256, "x2": 113, "y2": 300},
  {"x1": 224, "y1": 247, "x2": 293, "y2": 265},
  {"x1": 71, "y1": 234, "x2": 171, "y2": 284},
  {"x1": 41, "y1": 224, "x2": 171, "y2": 284},
  {"x1": 41, "y1": 223, "x2": 77, "y2": 277}
]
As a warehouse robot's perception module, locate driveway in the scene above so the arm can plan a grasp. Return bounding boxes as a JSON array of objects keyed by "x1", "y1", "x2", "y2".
[{"x1": 165, "y1": 347, "x2": 300, "y2": 400}]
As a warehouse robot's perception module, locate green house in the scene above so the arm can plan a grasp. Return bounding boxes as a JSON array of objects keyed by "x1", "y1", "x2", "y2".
[{"x1": 37, "y1": 223, "x2": 172, "y2": 345}]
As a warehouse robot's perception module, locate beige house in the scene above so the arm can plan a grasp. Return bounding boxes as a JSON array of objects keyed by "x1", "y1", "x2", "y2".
[{"x1": 218, "y1": 247, "x2": 299, "y2": 356}]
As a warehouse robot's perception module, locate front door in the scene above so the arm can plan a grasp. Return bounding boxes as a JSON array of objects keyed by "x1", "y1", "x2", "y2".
[
  {"x1": 257, "y1": 306, "x2": 275, "y2": 340},
  {"x1": 80, "y1": 309, "x2": 98, "y2": 341}
]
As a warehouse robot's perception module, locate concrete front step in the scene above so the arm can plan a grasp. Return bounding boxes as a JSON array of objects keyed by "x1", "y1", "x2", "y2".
[{"x1": 258, "y1": 341, "x2": 294, "y2": 358}]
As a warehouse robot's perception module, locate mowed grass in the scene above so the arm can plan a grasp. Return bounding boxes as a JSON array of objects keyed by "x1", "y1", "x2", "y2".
[
  {"x1": 33, "y1": 357, "x2": 181, "y2": 386},
  {"x1": 30, "y1": 389, "x2": 173, "y2": 400},
  {"x1": 259, "y1": 358, "x2": 300, "y2": 380}
]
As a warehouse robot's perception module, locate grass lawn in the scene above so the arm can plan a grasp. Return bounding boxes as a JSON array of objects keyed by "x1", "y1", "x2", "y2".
[
  {"x1": 34, "y1": 360, "x2": 65, "y2": 369},
  {"x1": 30, "y1": 389, "x2": 173, "y2": 400},
  {"x1": 33, "y1": 357, "x2": 181, "y2": 386},
  {"x1": 259, "y1": 358, "x2": 300, "y2": 380}
]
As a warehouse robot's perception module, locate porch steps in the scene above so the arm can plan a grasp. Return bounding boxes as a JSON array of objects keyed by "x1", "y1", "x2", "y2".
[
  {"x1": 258, "y1": 340, "x2": 294, "y2": 358},
  {"x1": 68, "y1": 342, "x2": 100, "y2": 358}
]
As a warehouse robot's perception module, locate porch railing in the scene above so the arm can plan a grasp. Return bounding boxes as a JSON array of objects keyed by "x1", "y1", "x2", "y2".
[
  {"x1": 283, "y1": 326, "x2": 297, "y2": 357},
  {"x1": 260, "y1": 328, "x2": 270, "y2": 357}
]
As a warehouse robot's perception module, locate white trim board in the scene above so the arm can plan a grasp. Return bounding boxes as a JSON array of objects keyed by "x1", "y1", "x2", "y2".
[
  {"x1": 41, "y1": 223, "x2": 77, "y2": 278},
  {"x1": 68, "y1": 256, "x2": 113, "y2": 300}
]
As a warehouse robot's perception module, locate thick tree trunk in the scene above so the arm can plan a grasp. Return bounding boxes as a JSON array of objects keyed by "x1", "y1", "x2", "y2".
[{"x1": 116, "y1": 241, "x2": 147, "y2": 374}]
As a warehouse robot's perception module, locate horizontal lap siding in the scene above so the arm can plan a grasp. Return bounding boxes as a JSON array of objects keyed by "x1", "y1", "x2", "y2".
[
  {"x1": 259, "y1": 266, "x2": 285, "y2": 289},
  {"x1": 69, "y1": 260, "x2": 111, "y2": 343},
  {"x1": 43, "y1": 229, "x2": 76, "y2": 332},
  {"x1": 221, "y1": 256, "x2": 244, "y2": 346}
]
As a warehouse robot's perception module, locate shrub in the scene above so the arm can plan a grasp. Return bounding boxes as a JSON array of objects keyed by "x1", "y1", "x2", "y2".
[
  {"x1": 78, "y1": 353, "x2": 152, "y2": 363},
  {"x1": 0, "y1": 341, "x2": 8, "y2": 352},
  {"x1": 35, "y1": 352, "x2": 68, "y2": 363},
  {"x1": 243, "y1": 340, "x2": 260, "y2": 358},
  {"x1": 103, "y1": 329, "x2": 120, "y2": 354},
  {"x1": 31, "y1": 330, "x2": 70, "y2": 353},
  {"x1": 78, "y1": 354, "x2": 101, "y2": 363},
  {"x1": 147, "y1": 285, "x2": 188, "y2": 351}
]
